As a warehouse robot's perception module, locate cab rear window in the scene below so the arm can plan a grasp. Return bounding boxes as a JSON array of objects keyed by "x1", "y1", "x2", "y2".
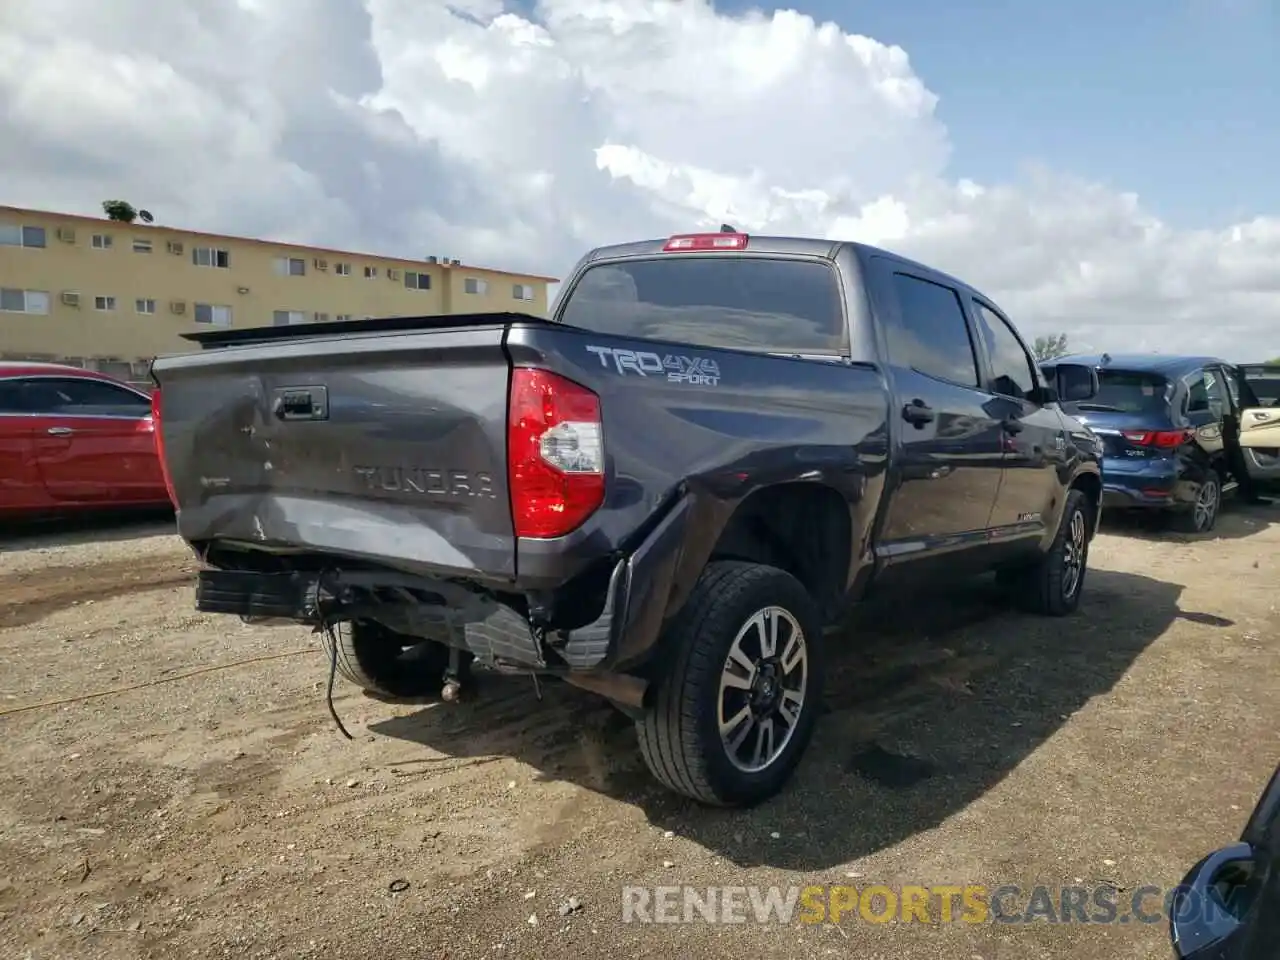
[{"x1": 558, "y1": 256, "x2": 846, "y2": 355}]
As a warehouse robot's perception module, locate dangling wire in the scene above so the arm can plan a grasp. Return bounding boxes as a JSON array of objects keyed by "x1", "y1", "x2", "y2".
[
  {"x1": 323, "y1": 620, "x2": 354, "y2": 740},
  {"x1": 527, "y1": 621, "x2": 547, "y2": 701},
  {"x1": 312, "y1": 573, "x2": 352, "y2": 740}
]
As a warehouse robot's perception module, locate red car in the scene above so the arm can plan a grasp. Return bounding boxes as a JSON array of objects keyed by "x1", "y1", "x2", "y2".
[{"x1": 0, "y1": 362, "x2": 171, "y2": 518}]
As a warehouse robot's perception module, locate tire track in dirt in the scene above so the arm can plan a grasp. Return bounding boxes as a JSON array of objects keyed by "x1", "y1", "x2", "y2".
[{"x1": 0, "y1": 553, "x2": 197, "y2": 629}]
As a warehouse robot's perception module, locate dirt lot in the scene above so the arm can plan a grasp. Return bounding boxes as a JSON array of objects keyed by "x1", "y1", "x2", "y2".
[{"x1": 0, "y1": 505, "x2": 1278, "y2": 960}]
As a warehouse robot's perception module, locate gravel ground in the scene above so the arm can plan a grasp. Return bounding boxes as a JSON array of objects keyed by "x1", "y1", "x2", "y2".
[{"x1": 0, "y1": 503, "x2": 1278, "y2": 959}]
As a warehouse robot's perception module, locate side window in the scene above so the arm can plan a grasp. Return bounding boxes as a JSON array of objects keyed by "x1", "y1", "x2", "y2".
[
  {"x1": 20, "y1": 378, "x2": 151, "y2": 417},
  {"x1": 1204, "y1": 368, "x2": 1229, "y2": 418},
  {"x1": 972, "y1": 302, "x2": 1038, "y2": 401},
  {"x1": 0, "y1": 381, "x2": 28, "y2": 414},
  {"x1": 887, "y1": 273, "x2": 980, "y2": 387},
  {"x1": 1184, "y1": 370, "x2": 1211, "y2": 413}
]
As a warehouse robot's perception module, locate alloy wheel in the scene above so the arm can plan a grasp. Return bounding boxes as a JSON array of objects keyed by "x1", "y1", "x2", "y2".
[
  {"x1": 1194, "y1": 479, "x2": 1219, "y2": 532},
  {"x1": 716, "y1": 606, "x2": 808, "y2": 774},
  {"x1": 1061, "y1": 508, "x2": 1087, "y2": 599}
]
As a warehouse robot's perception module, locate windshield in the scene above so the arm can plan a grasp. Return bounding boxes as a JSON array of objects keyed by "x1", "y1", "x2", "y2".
[
  {"x1": 558, "y1": 256, "x2": 846, "y2": 355},
  {"x1": 1074, "y1": 370, "x2": 1172, "y2": 414}
]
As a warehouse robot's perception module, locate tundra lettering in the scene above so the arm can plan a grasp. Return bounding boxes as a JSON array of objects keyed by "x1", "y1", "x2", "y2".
[{"x1": 352, "y1": 466, "x2": 496, "y2": 499}]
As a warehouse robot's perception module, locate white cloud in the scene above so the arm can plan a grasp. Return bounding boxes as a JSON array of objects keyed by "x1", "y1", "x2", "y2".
[{"x1": 0, "y1": 0, "x2": 1276, "y2": 359}]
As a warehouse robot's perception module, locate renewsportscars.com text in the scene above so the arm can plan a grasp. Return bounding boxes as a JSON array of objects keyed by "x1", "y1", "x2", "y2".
[{"x1": 621, "y1": 883, "x2": 1236, "y2": 926}]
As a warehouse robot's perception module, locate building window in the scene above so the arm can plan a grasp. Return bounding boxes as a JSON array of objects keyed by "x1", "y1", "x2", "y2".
[
  {"x1": 0, "y1": 288, "x2": 50, "y2": 314},
  {"x1": 335, "y1": 262, "x2": 351, "y2": 276},
  {"x1": 336, "y1": 313, "x2": 352, "y2": 322},
  {"x1": 313, "y1": 312, "x2": 330, "y2": 323},
  {"x1": 363, "y1": 266, "x2": 378, "y2": 279},
  {"x1": 405, "y1": 271, "x2": 431, "y2": 291},
  {"x1": 0, "y1": 223, "x2": 47, "y2": 248},
  {"x1": 91, "y1": 234, "x2": 113, "y2": 250},
  {"x1": 464, "y1": 277, "x2": 488, "y2": 295},
  {"x1": 94, "y1": 295, "x2": 117, "y2": 311},
  {"x1": 273, "y1": 257, "x2": 306, "y2": 277},
  {"x1": 132, "y1": 238, "x2": 152, "y2": 253},
  {"x1": 194, "y1": 303, "x2": 232, "y2": 326},
  {"x1": 513, "y1": 283, "x2": 535, "y2": 301},
  {"x1": 272, "y1": 310, "x2": 307, "y2": 326},
  {"x1": 192, "y1": 246, "x2": 230, "y2": 268},
  {"x1": 136, "y1": 298, "x2": 157, "y2": 315}
]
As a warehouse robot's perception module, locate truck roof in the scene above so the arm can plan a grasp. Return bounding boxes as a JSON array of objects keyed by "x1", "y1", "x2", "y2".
[{"x1": 580, "y1": 235, "x2": 983, "y2": 296}]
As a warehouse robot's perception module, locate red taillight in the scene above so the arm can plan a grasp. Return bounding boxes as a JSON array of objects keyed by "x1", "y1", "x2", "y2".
[
  {"x1": 151, "y1": 388, "x2": 178, "y2": 506},
  {"x1": 508, "y1": 368, "x2": 605, "y2": 539},
  {"x1": 1122, "y1": 428, "x2": 1193, "y2": 448},
  {"x1": 662, "y1": 233, "x2": 749, "y2": 252}
]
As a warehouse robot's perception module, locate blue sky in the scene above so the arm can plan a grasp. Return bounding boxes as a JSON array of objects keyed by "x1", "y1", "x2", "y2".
[{"x1": 712, "y1": 0, "x2": 1279, "y2": 227}]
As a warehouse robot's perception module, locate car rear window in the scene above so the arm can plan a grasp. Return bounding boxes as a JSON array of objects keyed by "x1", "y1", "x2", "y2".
[
  {"x1": 558, "y1": 256, "x2": 845, "y2": 355},
  {"x1": 1086, "y1": 370, "x2": 1173, "y2": 414}
]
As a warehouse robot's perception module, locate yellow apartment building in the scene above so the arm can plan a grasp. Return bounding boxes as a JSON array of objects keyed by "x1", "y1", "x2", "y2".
[{"x1": 0, "y1": 204, "x2": 556, "y2": 383}]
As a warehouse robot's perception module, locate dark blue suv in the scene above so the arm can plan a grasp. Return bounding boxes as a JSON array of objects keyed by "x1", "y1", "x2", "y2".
[{"x1": 1045, "y1": 354, "x2": 1279, "y2": 533}]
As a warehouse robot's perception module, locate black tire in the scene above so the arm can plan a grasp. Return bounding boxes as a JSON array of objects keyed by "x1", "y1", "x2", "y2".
[
  {"x1": 1171, "y1": 474, "x2": 1221, "y2": 534},
  {"x1": 1005, "y1": 489, "x2": 1092, "y2": 616},
  {"x1": 319, "y1": 620, "x2": 468, "y2": 698},
  {"x1": 635, "y1": 561, "x2": 824, "y2": 807}
]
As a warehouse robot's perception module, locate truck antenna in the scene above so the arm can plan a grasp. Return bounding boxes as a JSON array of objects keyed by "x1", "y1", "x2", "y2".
[{"x1": 719, "y1": 223, "x2": 737, "y2": 233}]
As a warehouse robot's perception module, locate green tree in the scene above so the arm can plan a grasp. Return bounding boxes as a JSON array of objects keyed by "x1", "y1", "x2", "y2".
[
  {"x1": 102, "y1": 200, "x2": 137, "y2": 223},
  {"x1": 1032, "y1": 333, "x2": 1070, "y2": 362}
]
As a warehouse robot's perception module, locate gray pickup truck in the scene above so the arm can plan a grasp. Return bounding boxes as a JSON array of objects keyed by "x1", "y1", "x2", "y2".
[{"x1": 150, "y1": 231, "x2": 1104, "y2": 807}]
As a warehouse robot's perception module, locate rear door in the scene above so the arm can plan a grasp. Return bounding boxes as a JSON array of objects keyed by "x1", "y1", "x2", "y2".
[
  {"x1": 868, "y1": 261, "x2": 1004, "y2": 566},
  {"x1": 0, "y1": 378, "x2": 50, "y2": 513},
  {"x1": 1227, "y1": 366, "x2": 1280, "y2": 486},
  {"x1": 23, "y1": 377, "x2": 161, "y2": 503}
]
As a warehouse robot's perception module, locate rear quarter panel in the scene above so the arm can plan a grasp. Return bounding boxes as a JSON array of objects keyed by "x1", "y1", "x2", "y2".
[{"x1": 507, "y1": 324, "x2": 891, "y2": 595}]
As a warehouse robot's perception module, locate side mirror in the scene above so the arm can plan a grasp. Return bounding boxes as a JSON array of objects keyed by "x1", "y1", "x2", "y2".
[
  {"x1": 1170, "y1": 763, "x2": 1280, "y2": 958},
  {"x1": 1043, "y1": 363, "x2": 1098, "y2": 403}
]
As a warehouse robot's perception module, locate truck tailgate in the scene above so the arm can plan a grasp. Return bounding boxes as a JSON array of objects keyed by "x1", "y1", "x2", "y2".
[{"x1": 151, "y1": 323, "x2": 515, "y2": 581}]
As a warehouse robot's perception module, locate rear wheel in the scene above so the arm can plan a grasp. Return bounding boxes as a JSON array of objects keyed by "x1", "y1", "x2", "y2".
[
  {"x1": 1172, "y1": 475, "x2": 1221, "y2": 534},
  {"x1": 319, "y1": 620, "x2": 469, "y2": 698},
  {"x1": 636, "y1": 561, "x2": 824, "y2": 807}
]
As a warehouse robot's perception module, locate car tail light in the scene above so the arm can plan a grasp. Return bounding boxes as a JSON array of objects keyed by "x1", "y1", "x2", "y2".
[
  {"x1": 150, "y1": 388, "x2": 178, "y2": 506},
  {"x1": 1122, "y1": 428, "x2": 1194, "y2": 448},
  {"x1": 662, "y1": 233, "x2": 749, "y2": 252},
  {"x1": 508, "y1": 368, "x2": 604, "y2": 539}
]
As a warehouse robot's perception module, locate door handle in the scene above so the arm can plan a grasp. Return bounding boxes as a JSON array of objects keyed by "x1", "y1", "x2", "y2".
[
  {"x1": 46, "y1": 426, "x2": 74, "y2": 436},
  {"x1": 902, "y1": 400, "x2": 935, "y2": 427},
  {"x1": 1001, "y1": 418, "x2": 1024, "y2": 435}
]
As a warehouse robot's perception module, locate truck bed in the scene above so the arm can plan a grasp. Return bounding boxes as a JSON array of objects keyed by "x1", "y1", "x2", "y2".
[{"x1": 151, "y1": 312, "x2": 889, "y2": 595}]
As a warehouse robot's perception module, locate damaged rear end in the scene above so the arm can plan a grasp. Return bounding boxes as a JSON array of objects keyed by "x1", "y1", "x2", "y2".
[{"x1": 150, "y1": 315, "x2": 681, "y2": 711}]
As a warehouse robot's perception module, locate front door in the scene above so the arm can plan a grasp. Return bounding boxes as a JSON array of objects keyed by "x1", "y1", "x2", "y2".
[
  {"x1": 869, "y1": 263, "x2": 1004, "y2": 571},
  {"x1": 24, "y1": 377, "x2": 160, "y2": 503},
  {"x1": 967, "y1": 298, "x2": 1065, "y2": 551},
  {"x1": 1222, "y1": 366, "x2": 1280, "y2": 490}
]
